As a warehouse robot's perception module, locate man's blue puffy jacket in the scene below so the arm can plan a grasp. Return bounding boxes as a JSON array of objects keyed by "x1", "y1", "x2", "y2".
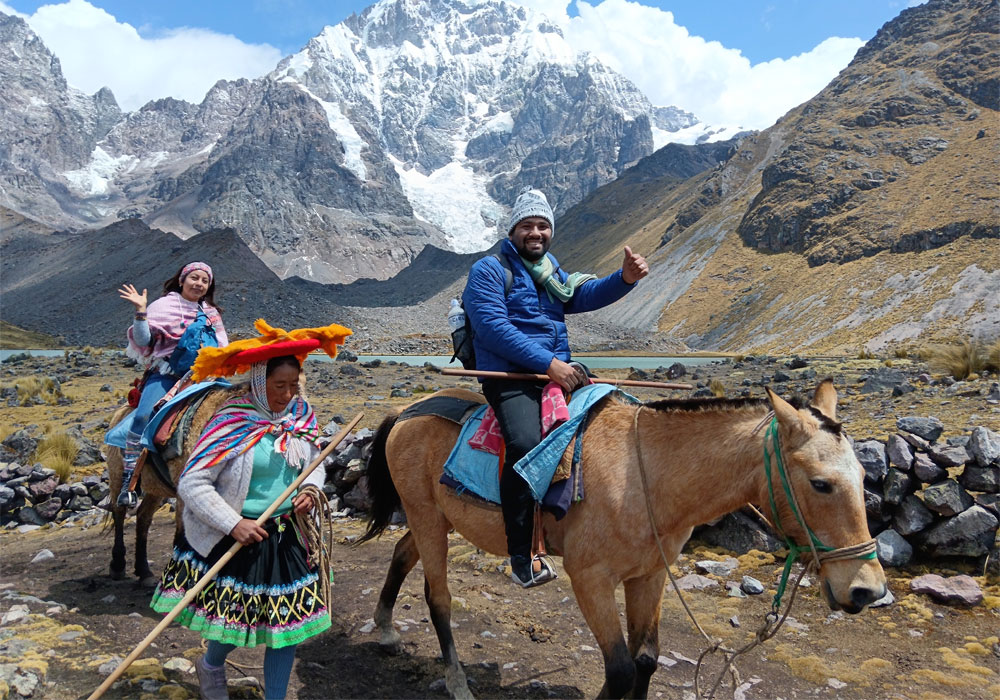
[{"x1": 462, "y1": 239, "x2": 635, "y2": 375}]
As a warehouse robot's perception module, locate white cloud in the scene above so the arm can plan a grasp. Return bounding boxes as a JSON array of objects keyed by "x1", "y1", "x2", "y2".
[
  {"x1": 513, "y1": 0, "x2": 864, "y2": 130},
  {"x1": 12, "y1": 0, "x2": 281, "y2": 111}
]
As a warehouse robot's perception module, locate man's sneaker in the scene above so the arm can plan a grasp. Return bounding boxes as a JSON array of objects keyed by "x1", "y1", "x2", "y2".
[
  {"x1": 195, "y1": 654, "x2": 229, "y2": 700},
  {"x1": 510, "y1": 554, "x2": 557, "y2": 589}
]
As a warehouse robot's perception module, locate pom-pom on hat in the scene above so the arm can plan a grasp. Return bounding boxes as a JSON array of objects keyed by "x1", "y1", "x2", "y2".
[
  {"x1": 190, "y1": 319, "x2": 352, "y2": 381},
  {"x1": 507, "y1": 186, "x2": 554, "y2": 238}
]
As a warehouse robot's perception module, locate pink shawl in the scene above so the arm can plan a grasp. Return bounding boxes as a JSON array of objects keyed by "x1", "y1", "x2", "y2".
[{"x1": 126, "y1": 291, "x2": 228, "y2": 366}]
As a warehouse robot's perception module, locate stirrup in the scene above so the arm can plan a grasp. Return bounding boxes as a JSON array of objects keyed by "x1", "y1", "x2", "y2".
[
  {"x1": 511, "y1": 555, "x2": 557, "y2": 589},
  {"x1": 116, "y1": 489, "x2": 139, "y2": 510}
]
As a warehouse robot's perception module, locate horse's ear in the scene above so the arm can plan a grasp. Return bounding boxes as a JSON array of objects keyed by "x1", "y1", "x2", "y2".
[
  {"x1": 765, "y1": 386, "x2": 801, "y2": 430},
  {"x1": 811, "y1": 379, "x2": 837, "y2": 421}
]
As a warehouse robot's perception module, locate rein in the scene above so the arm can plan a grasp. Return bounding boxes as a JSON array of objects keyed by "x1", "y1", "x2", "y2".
[{"x1": 632, "y1": 406, "x2": 876, "y2": 699}]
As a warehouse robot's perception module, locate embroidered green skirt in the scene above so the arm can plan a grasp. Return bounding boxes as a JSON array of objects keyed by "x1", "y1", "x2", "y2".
[{"x1": 150, "y1": 517, "x2": 330, "y2": 648}]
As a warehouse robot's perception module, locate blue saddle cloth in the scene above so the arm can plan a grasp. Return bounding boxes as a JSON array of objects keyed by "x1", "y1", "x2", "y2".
[
  {"x1": 441, "y1": 384, "x2": 629, "y2": 514},
  {"x1": 104, "y1": 380, "x2": 231, "y2": 449}
]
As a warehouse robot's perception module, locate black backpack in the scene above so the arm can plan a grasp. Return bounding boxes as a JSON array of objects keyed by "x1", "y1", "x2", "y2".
[{"x1": 451, "y1": 253, "x2": 513, "y2": 369}]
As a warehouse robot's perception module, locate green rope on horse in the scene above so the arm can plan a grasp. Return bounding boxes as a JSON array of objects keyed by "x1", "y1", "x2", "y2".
[{"x1": 763, "y1": 419, "x2": 876, "y2": 610}]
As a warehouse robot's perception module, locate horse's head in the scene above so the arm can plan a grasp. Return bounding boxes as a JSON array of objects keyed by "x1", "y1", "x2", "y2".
[{"x1": 763, "y1": 380, "x2": 886, "y2": 614}]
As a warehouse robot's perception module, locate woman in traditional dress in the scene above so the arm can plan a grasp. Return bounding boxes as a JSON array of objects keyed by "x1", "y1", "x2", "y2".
[
  {"x1": 115, "y1": 262, "x2": 228, "y2": 507},
  {"x1": 150, "y1": 320, "x2": 351, "y2": 700}
]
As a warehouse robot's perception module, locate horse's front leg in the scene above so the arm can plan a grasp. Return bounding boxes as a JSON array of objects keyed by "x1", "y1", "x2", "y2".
[
  {"x1": 570, "y1": 570, "x2": 634, "y2": 699},
  {"x1": 374, "y1": 530, "x2": 420, "y2": 654},
  {"x1": 623, "y1": 570, "x2": 667, "y2": 699},
  {"x1": 133, "y1": 495, "x2": 162, "y2": 586}
]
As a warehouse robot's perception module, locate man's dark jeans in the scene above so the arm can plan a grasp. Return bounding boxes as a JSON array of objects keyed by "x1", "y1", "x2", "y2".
[{"x1": 482, "y1": 379, "x2": 543, "y2": 559}]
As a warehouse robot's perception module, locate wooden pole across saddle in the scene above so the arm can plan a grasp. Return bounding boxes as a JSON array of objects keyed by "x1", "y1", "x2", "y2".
[
  {"x1": 440, "y1": 367, "x2": 694, "y2": 390},
  {"x1": 87, "y1": 412, "x2": 365, "y2": 700}
]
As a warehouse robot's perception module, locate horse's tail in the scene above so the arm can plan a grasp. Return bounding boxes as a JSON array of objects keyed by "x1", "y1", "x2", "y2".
[{"x1": 357, "y1": 412, "x2": 402, "y2": 544}]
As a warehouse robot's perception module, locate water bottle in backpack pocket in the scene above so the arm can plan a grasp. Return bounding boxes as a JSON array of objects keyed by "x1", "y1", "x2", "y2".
[{"x1": 448, "y1": 299, "x2": 476, "y2": 369}]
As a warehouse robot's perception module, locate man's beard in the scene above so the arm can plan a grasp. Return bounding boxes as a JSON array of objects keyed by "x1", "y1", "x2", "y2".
[{"x1": 515, "y1": 240, "x2": 548, "y2": 262}]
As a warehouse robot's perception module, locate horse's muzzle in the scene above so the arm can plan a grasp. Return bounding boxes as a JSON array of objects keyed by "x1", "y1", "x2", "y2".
[{"x1": 824, "y1": 580, "x2": 887, "y2": 614}]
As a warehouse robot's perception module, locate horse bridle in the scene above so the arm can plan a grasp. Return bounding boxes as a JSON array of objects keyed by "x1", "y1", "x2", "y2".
[{"x1": 760, "y1": 417, "x2": 877, "y2": 609}]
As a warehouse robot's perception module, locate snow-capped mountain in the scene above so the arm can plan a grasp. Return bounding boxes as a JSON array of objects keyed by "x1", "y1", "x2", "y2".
[{"x1": 0, "y1": 0, "x2": 721, "y2": 283}]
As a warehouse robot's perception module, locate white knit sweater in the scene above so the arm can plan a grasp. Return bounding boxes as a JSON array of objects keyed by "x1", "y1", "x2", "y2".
[{"x1": 177, "y1": 442, "x2": 325, "y2": 557}]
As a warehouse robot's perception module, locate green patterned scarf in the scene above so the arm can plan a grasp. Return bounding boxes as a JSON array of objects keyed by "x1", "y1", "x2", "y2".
[{"x1": 520, "y1": 255, "x2": 597, "y2": 303}]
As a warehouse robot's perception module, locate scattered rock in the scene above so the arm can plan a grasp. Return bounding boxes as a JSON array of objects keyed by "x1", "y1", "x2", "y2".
[{"x1": 909, "y1": 573, "x2": 983, "y2": 606}]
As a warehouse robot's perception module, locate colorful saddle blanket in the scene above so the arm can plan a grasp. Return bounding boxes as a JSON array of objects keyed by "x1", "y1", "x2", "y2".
[
  {"x1": 440, "y1": 384, "x2": 625, "y2": 518},
  {"x1": 104, "y1": 380, "x2": 231, "y2": 489}
]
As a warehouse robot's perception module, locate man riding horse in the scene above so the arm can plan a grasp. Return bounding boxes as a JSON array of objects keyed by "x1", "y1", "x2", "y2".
[{"x1": 462, "y1": 186, "x2": 649, "y2": 587}]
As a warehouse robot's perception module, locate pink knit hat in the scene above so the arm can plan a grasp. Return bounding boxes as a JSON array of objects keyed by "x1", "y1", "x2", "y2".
[{"x1": 180, "y1": 261, "x2": 213, "y2": 284}]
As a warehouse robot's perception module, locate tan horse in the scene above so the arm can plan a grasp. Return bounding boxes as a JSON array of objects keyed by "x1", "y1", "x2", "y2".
[
  {"x1": 361, "y1": 380, "x2": 886, "y2": 699},
  {"x1": 105, "y1": 386, "x2": 244, "y2": 586}
]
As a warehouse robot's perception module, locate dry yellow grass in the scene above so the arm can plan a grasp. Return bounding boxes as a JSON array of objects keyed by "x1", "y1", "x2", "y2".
[
  {"x1": 921, "y1": 339, "x2": 1000, "y2": 380},
  {"x1": 33, "y1": 432, "x2": 79, "y2": 482},
  {"x1": 3, "y1": 377, "x2": 63, "y2": 406}
]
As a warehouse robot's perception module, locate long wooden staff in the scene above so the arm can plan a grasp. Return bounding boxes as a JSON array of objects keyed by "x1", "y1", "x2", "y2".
[
  {"x1": 440, "y1": 367, "x2": 693, "y2": 390},
  {"x1": 88, "y1": 412, "x2": 364, "y2": 700}
]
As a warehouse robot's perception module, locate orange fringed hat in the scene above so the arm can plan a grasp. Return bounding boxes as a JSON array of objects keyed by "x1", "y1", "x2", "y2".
[{"x1": 190, "y1": 319, "x2": 352, "y2": 382}]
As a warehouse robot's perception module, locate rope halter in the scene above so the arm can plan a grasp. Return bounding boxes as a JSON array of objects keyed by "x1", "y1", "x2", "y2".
[{"x1": 762, "y1": 418, "x2": 877, "y2": 610}]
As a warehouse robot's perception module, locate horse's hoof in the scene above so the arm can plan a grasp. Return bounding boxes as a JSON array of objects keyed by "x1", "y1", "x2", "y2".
[
  {"x1": 378, "y1": 629, "x2": 403, "y2": 655},
  {"x1": 109, "y1": 567, "x2": 126, "y2": 581},
  {"x1": 445, "y1": 668, "x2": 475, "y2": 700},
  {"x1": 139, "y1": 575, "x2": 158, "y2": 588}
]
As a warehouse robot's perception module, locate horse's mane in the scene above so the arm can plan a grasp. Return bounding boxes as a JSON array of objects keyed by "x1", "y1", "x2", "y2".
[
  {"x1": 639, "y1": 396, "x2": 769, "y2": 413},
  {"x1": 635, "y1": 392, "x2": 842, "y2": 434}
]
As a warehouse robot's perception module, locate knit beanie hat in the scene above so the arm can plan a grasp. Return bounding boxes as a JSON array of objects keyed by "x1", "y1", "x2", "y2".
[{"x1": 507, "y1": 186, "x2": 554, "y2": 237}]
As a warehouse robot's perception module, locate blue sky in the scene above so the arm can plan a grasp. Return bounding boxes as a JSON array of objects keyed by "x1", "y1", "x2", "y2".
[
  {"x1": 1, "y1": 0, "x2": 925, "y2": 127},
  {"x1": 4, "y1": 0, "x2": 912, "y2": 62}
]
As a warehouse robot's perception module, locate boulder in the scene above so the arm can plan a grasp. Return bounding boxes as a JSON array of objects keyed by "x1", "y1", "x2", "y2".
[
  {"x1": 974, "y1": 493, "x2": 998, "y2": 516},
  {"x1": 16, "y1": 507, "x2": 46, "y2": 526},
  {"x1": 959, "y1": 465, "x2": 999, "y2": 494},
  {"x1": 343, "y1": 476, "x2": 372, "y2": 512},
  {"x1": 883, "y1": 468, "x2": 917, "y2": 506},
  {"x1": 665, "y1": 362, "x2": 686, "y2": 379},
  {"x1": 922, "y1": 480, "x2": 974, "y2": 516},
  {"x1": 886, "y1": 435, "x2": 914, "y2": 471},
  {"x1": 896, "y1": 416, "x2": 943, "y2": 442},
  {"x1": 875, "y1": 529, "x2": 913, "y2": 567},
  {"x1": 927, "y1": 443, "x2": 969, "y2": 469},
  {"x1": 27, "y1": 476, "x2": 58, "y2": 501},
  {"x1": 67, "y1": 427, "x2": 104, "y2": 466},
  {"x1": 892, "y1": 494, "x2": 934, "y2": 536},
  {"x1": 34, "y1": 497, "x2": 62, "y2": 521},
  {"x1": 692, "y1": 511, "x2": 782, "y2": 554},
  {"x1": 918, "y1": 506, "x2": 998, "y2": 558},
  {"x1": 913, "y1": 453, "x2": 947, "y2": 484},
  {"x1": 860, "y1": 368, "x2": 906, "y2": 394},
  {"x1": 1, "y1": 432, "x2": 38, "y2": 464},
  {"x1": 968, "y1": 427, "x2": 1000, "y2": 467},
  {"x1": 854, "y1": 441, "x2": 888, "y2": 483}
]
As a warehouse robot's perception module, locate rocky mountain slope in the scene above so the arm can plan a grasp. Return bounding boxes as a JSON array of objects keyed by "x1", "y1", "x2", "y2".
[
  {"x1": 0, "y1": 0, "x2": 719, "y2": 284},
  {"x1": 559, "y1": 0, "x2": 999, "y2": 354}
]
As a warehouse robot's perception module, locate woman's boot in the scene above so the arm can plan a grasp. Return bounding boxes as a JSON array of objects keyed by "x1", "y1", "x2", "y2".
[{"x1": 116, "y1": 431, "x2": 143, "y2": 508}]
